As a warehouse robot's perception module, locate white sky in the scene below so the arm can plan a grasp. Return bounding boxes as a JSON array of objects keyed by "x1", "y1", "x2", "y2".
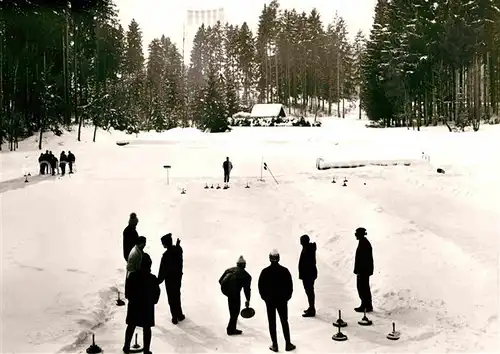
[{"x1": 115, "y1": 0, "x2": 376, "y2": 58}]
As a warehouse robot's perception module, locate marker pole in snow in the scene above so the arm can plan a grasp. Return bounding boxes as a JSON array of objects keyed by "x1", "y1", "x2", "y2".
[
  {"x1": 116, "y1": 290, "x2": 125, "y2": 306},
  {"x1": 259, "y1": 157, "x2": 264, "y2": 181},
  {"x1": 263, "y1": 162, "x2": 278, "y2": 184},
  {"x1": 163, "y1": 165, "x2": 171, "y2": 185}
]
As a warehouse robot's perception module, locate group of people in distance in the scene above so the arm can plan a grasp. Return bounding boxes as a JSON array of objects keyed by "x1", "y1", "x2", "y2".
[
  {"x1": 121, "y1": 212, "x2": 374, "y2": 354},
  {"x1": 38, "y1": 150, "x2": 76, "y2": 176}
]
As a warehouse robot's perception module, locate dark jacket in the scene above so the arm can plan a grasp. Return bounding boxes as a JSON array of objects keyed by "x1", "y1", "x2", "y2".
[
  {"x1": 125, "y1": 268, "x2": 161, "y2": 327},
  {"x1": 219, "y1": 266, "x2": 251, "y2": 299},
  {"x1": 258, "y1": 263, "x2": 293, "y2": 304},
  {"x1": 157, "y1": 245, "x2": 183, "y2": 284},
  {"x1": 60, "y1": 152, "x2": 67, "y2": 164},
  {"x1": 223, "y1": 161, "x2": 233, "y2": 173},
  {"x1": 67, "y1": 152, "x2": 75, "y2": 163},
  {"x1": 123, "y1": 224, "x2": 139, "y2": 261},
  {"x1": 298, "y1": 242, "x2": 317, "y2": 280},
  {"x1": 354, "y1": 237, "x2": 373, "y2": 276}
]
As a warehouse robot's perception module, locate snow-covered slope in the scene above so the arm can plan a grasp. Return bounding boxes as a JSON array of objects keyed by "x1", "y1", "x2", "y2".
[{"x1": 1, "y1": 116, "x2": 499, "y2": 353}]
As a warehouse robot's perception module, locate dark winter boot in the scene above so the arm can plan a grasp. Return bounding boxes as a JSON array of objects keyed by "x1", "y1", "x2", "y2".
[
  {"x1": 354, "y1": 306, "x2": 365, "y2": 313},
  {"x1": 285, "y1": 343, "x2": 296, "y2": 351},
  {"x1": 269, "y1": 344, "x2": 278, "y2": 352},
  {"x1": 172, "y1": 317, "x2": 178, "y2": 325},
  {"x1": 302, "y1": 308, "x2": 316, "y2": 317},
  {"x1": 227, "y1": 329, "x2": 242, "y2": 335},
  {"x1": 178, "y1": 314, "x2": 185, "y2": 321}
]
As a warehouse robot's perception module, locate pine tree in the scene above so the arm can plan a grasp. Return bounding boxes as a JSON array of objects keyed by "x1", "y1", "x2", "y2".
[{"x1": 201, "y1": 70, "x2": 228, "y2": 133}]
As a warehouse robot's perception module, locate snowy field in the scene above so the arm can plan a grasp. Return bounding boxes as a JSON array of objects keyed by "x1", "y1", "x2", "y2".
[{"x1": 1, "y1": 116, "x2": 499, "y2": 353}]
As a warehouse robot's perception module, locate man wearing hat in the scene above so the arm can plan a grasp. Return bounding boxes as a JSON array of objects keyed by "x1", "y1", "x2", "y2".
[
  {"x1": 298, "y1": 234, "x2": 317, "y2": 317},
  {"x1": 219, "y1": 256, "x2": 252, "y2": 335},
  {"x1": 354, "y1": 227, "x2": 374, "y2": 312},
  {"x1": 258, "y1": 250, "x2": 296, "y2": 352},
  {"x1": 123, "y1": 213, "x2": 139, "y2": 262},
  {"x1": 158, "y1": 233, "x2": 185, "y2": 324}
]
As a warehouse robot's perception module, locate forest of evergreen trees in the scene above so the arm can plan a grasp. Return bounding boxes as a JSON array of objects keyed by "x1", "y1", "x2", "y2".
[
  {"x1": 1, "y1": 0, "x2": 498, "y2": 151},
  {"x1": 361, "y1": 0, "x2": 500, "y2": 130}
]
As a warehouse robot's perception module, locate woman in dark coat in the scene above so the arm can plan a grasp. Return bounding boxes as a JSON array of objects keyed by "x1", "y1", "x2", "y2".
[{"x1": 123, "y1": 253, "x2": 160, "y2": 354}]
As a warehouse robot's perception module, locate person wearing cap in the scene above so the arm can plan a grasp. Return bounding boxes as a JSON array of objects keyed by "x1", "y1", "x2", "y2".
[
  {"x1": 127, "y1": 236, "x2": 147, "y2": 278},
  {"x1": 157, "y1": 233, "x2": 185, "y2": 324},
  {"x1": 123, "y1": 253, "x2": 161, "y2": 354},
  {"x1": 258, "y1": 250, "x2": 296, "y2": 352},
  {"x1": 298, "y1": 234, "x2": 317, "y2": 317},
  {"x1": 354, "y1": 227, "x2": 373, "y2": 312},
  {"x1": 218, "y1": 256, "x2": 252, "y2": 335},
  {"x1": 123, "y1": 213, "x2": 139, "y2": 262}
]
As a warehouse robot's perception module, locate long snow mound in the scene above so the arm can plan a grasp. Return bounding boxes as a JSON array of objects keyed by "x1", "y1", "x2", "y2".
[{"x1": 316, "y1": 157, "x2": 421, "y2": 170}]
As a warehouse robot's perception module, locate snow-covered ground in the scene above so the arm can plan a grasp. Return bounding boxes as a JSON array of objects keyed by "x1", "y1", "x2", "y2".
[{"x1": 1, "y1": 116, "x2": 499, "y2": 353}]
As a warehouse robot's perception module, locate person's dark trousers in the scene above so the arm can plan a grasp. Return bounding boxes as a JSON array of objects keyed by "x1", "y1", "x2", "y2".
[
  {"x1": 266, "y1": 302, "x2": 291, "y2": 345},
  {"x1": 69, "y1": 162, "x2": 73, "y2": 173},
  {"x1": 51, "y1": 164, "x2": 56, "y2": 176},
  {"x1": 39, "y1": 164, "x2": 44, "y2": 175},
  {"x1": 302, "y1": 279, "x2": 315, "y2": 310},
  {"x1": 227, "y1": 294, "x2": 241, "y2": 333},
  {"x1": 165, "y1": 278, "x2": 183, "y2": 319},
  {"x1": 124, "y1": 325, "x2": 152, "y2": 354},
  {"x1": 356, "y1": 275, "x2": 372, "y2": 309},
  {"x1": 224, "y1": 172, "x2": 230, "y2": 183},
  {"x1": 61, "y1": 164, "x2": 66, "y2": 176}
]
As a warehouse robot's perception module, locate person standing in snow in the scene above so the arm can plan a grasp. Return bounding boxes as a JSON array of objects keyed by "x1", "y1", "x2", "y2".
[
  {"x1": 123, "y1": 253, "x2": 160, "y2": 354},
  {"x1": 157, "y1": 233, "x2": 185, "y2": 324},
  {"x1": 219, "y1": 256, "x2": 252, "y2": 335},
  {"x1": 38, "y1": 153, "x2": 45, "y2": 174},
  {"x1": 59, "y1": 151, "x2": 68, "y2": 176},
  {"x1": 298, "y1": 234, "x2": 317, "y2": 317},
  {"x1": 222, "y1": 157, "x2": 233, "y2": 185},
  {"x1": 258, "y1": 250, "x2": 296, "y2": 352},
  {"x1": 123, "y1": 213, "x2": 139, "y2": 262},
  {"x1": 49, "y1": 151, "x2": 56, "y2": 175},
  {"x1": 353, "y1": 227, "x2": 373, "y2": 312},
  {"x1": 127, "y1": 236, "x2": 146, "y2": 278},
  {"x1": 67, "y1": 151, "x2": 75, "y2": 174}
]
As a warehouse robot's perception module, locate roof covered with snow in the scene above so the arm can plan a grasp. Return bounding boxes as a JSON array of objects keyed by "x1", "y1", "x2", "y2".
[{"x1": 250, "y1": 103, "x2": 286, "y2": 118}]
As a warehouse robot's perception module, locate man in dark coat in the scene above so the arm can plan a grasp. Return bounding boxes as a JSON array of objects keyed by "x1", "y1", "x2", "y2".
[
  {"x1": 157, "y1": 233, "x2": 185, "y2": 324},
  {"x1": 219, "y1": 256, "x2": 251, "y2": 335},
  {"x1": 38, "y1": 153, "x2": 45, "y2": 174},
  {"x1": 258, "y1": 250, "x2": 296, "y2": 352},
  {"x1": 354, "y1": 227, "x2": 374, "y2": 312},
  {"x1": 49, "y1": 151, "x2": 56, "y2": 175},
  {"x1": 123, "y1": 213, "x2": 139, "y2": 262},
  {"x1": 124, "y1": 254, "x2": 160, "y2": 354},
  {"x1": 298, "y1": 234, "x2": 317, "y2": 317},
  {"x1": 59, "y1": 151, "x2": 68, "y2": 176},
  {"x1": 67, "y1": 151, "x2": 75, "y2": 174},
  {"x1": 222, "y1": 157, "x2": 233, "y2": 184}
]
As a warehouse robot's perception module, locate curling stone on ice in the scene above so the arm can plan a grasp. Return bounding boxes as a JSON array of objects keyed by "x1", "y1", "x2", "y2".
[
  {"x1": 357, "y1": 309, "x2": 372, "y2": 326},
  {"x1": 86, "y1": 334, "x2": 102, "y2": 354},
  {"x1": 216, "y1": 184, "x2": 221, "y2": 189},
  {"x1": 387, "y1": 322, "x2": 401, "y2": 340},
  {"x1": 181, "y1": 188, "x2": 186, "y2": 195},
  {"x1": 129, "y1": 333, "x2": 143, "y2": 353},
  {"x1": 331, "y1": 177, "x2": 336, "y2": 183},
  {"x1": 204, "y1": 183, "x2": 209, "y2": 189},
  {"x1": 332, "y1": 325, "x2": 348, "y2": 341},
  {"x1": 245, "y1": 182, "x2": 250, "y2": 188},
  {"x1": 210, "y1": 184, "x2": 214, "y2": 189},
  {"x1": 116, "y1": 290, "x2": 125, "y2": 306},
  {"x1": 223, "y1": 183, "x2": 229, "y2": 189},
  {"x1": 332, "y1": 310, "x2": 347, "y2": 328},
  {"x1": 342, "y1": 178, "x2": 347, "y2": 187}
]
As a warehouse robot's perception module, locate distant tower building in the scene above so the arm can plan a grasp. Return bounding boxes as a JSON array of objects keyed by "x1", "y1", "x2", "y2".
[{"x1": 184, "y1": 7, "x2": 225, "y2": 65}]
